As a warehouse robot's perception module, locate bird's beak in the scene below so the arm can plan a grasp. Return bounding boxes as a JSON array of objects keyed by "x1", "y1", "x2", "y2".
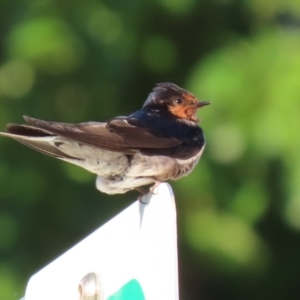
[{"x1": 197, "y1": 100, "x2": 211, "y2": 108}]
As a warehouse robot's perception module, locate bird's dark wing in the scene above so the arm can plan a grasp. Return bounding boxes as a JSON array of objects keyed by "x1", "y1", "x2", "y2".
[
  {"x1": 106, "y1": 117, "x2": 179, "y2": 148},
  {"x1": 4, "y1": 116, "x2": 201, "y2": 159},
  {"x1": 7, "y1": 116, "x2": 179, "y2": 152},
  {"x1": 107, "y1": 117, "x2": 204, "y2": 159},
  {"x1": 20, "y1": 116, "x2": 137, "y2": 153}
]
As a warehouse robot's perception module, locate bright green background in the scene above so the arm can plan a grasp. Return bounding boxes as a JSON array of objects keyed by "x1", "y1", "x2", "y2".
[{"x1": 0, "y1": 1, "x2": 300, "y2": 299}]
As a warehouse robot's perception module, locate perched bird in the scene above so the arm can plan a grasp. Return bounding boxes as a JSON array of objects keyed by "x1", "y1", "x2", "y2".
[{"x1": 0, "y1": 83, "x2": 210, "y2": 194}]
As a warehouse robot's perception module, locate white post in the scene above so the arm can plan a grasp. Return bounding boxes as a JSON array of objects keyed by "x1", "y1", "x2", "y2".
[{"x1": 22, "y1": 183, "x2": 179, "y2": 300}]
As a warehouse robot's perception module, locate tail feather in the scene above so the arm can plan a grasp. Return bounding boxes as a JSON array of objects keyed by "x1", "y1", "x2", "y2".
[
  {"x1": 6, "y1": 123, "x2": 54, "y2": 137},
  {"x1": 0, "y1": 126, "x2": 78, "y2": 160}
]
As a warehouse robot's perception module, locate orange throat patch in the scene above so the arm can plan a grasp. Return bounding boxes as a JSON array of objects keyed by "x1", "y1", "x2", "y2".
[{"x1": 169, "y1": 105, "x2": 198, "y2": 122}]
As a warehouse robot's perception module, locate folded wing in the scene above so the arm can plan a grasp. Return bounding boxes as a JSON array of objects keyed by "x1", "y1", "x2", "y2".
[{"x1": 0, "y1": 116, "x2": 182, "y2": 158}]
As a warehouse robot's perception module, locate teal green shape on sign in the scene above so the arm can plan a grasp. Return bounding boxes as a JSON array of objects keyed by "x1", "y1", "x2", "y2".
[{"x1": 107, "y1": 279, "x2": 145, "y2": 300}]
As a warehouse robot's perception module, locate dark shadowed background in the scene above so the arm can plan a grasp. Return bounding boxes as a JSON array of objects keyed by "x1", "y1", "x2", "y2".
[{"x1": 0, "y1": 1, "x2": 300, "y2": 299}]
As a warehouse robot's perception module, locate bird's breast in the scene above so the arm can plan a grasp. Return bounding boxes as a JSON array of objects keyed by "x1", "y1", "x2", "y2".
[{"x1": 126, "y1": 144, "x2": 205, "y2": 181}]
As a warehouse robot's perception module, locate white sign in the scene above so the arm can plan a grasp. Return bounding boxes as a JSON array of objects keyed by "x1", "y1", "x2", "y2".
[{"x1": 23, "y1": 183, "x2": 178, "y2": 300}]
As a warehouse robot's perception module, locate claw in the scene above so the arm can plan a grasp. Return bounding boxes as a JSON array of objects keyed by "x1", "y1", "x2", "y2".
[
  {"x1": 135, "y1": 177, "x2": 162, "y2": 202},
  {"x1": 135, "y1": 187, "x2": 150, "y2": 203},
  {"x1": 149, "y1": 178, "x2": 161, "y2": 195}
]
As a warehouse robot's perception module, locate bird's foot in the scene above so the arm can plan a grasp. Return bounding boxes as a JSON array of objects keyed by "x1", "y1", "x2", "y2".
[
  {"x1": 135, "y1": 187, "x2": 150, "y2": 203},
  {"x1": 135, "y1": 178, "x2": 161, "y2": 203},
  {"x1": 149, "y1": 178, "x2": 162, "y2": 195},
  {"x1": 135, "y1": 187, "x2": 148, "y2": 195}
]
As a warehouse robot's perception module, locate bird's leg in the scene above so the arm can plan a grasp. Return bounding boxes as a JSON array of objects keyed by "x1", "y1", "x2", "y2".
[
  {"x1": 135, "y1": 186, "x2": 149, "y2": 195},
  {"x1": 135, "y1": 177, "x2": 162, "y2": 202},
  {"x1": 149, "y1": 177, "x2": 162, "y2": 194},
  {"x1": 136, "y1": 187, "x2": 150, "y2": 204}
]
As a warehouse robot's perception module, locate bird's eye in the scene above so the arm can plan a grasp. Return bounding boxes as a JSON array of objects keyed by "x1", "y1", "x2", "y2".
[{"x1": 174, "y1": 98, "x2": 183, "y2": 104}]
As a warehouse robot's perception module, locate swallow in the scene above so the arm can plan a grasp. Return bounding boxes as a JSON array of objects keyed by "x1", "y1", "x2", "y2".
[{"x1": 0, "y1": 82, "x2": 210, "y2": 194}]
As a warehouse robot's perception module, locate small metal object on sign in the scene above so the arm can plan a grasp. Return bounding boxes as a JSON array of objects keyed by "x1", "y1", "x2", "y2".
[{"x1": 22, "y1": 183, "x2": 178, "y2": 300}]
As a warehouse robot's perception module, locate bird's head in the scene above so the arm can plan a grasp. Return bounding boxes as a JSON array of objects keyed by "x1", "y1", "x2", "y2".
[{"x1": 143, "y1": 82, "x2": 210, "y2": 123}]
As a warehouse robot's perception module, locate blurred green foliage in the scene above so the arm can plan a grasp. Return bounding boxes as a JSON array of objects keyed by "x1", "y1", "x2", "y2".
[{"x1": 1, "y1": 0, "x2": 300, "y2": 299}]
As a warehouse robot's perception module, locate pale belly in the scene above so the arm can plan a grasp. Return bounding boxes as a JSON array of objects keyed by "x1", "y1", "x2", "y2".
[
  {"x1": 95, "y1": 146, "x2": 205, "y2": 194},
  {"x1": 57, "y1": 139, "x2": 205, "y2": 194}
]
